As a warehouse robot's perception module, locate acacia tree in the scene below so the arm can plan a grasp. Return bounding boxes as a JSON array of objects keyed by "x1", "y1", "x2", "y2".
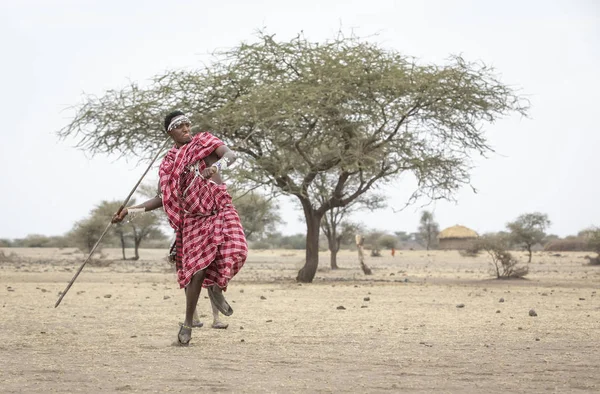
[
  {"x1": 321, "y1": 213, "x2": 361, "y2": 269},
  {"x1": 94, "y1": 200, "x2": 130, "y2": 259},
  {"x1": 315, "y1": 173, "x2": 383, "y2": 269},
  {"x1": 418, "y1": 210, "x2": 440, "y2": 250},
  {"x1": 230, "y1": 189, "x2": 282, "y2": 240},
  {"x1": 60, "y1": 32, "x2": 528, "y2": 282},
  {"x1": 463, "y1": 234, "x2": 528, "y2": 279},
  {"x1": 506, "y1": 212, "x2": 550, "y2": 263},
  {"x1": 91, "y1": 199, "x2": 166, "y2": 260},
  {"x1": 574, "y1": 226, "x2": 600, "y2": 265},
  {"x1": 68, "y1": 215, "x2": 111, "y2": 255}
]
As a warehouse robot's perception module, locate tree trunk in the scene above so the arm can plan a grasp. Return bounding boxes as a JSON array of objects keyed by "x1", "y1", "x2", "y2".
[
  {"x1": 527, "y1": 245, "x2": 532, "y2": 263},
  {"x1": 120, "y1": 234, "x2": 127, "y2": 260},
  {"x1": 296, "y1": 206, "x2": 322, "y2": 283},
  {"x1": 132, "y1": 228, "x2": 140, "y2": 261},
  {"x1": 133, "y1": 238, "x2": 140, "y2": 261},
  {"x1": 330, "y1": 250, "x2": 339, "y2": 269},
  {"x1": 329, "y1": 229, "x2": 339, "y2": 270}
]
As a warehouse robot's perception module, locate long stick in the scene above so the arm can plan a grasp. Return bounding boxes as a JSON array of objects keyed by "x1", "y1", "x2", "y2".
[{"x1": 55, "y1": 138, "x2": 171, "y2": 308}]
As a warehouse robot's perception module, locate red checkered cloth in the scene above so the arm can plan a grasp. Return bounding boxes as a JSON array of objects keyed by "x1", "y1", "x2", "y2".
[{"x1": 159, "y1": 132, "x2": 247, "y2": 289}]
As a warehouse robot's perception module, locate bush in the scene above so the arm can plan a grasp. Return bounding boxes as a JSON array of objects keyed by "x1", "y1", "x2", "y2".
[
  {"x1": 586, "y1": 228, "x2": 600, "y2": 254},
  {"x1": 464, "y1": 235, "x2": 528, "y2": 279},
  {"x1": 585, "y1": 256, "x2": 600, "y2": 265},
  {"x1": 250, "y1": 240, "x2": 272, "y2": 250},
  {"x1": 377, "y1": 234, "x2": 397, "y2": 249},
  {"x1": 584, "y1": 228, "x2": 600, "y2": 265},
  {"x1": 0, "y1": 250, "x2": 20, "y2": 263},
  {"x1": 543, "y1": 237, "x2": 590, "y2": 252}
]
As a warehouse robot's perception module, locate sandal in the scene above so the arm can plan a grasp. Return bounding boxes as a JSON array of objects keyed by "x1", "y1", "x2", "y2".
[
  {"x1": 177, "y1": 324, "x2": 192, "y2": 346},
  {"x1": 208, "y1": 286, "x2": 233, "y2": 316}
]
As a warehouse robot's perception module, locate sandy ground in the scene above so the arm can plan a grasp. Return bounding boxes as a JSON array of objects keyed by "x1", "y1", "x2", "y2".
[{"x1": 0, "y1": 247, "x2": 599, "y2": 393}]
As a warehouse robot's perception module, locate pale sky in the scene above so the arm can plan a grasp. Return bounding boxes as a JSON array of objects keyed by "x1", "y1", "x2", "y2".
[{"x1": 0, "y1": 0, "x2": 598, "y2": 240}]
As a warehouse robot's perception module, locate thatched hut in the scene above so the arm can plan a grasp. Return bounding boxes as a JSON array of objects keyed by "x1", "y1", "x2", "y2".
[{"x1": 438, "y1": 225, "x2": 479, "y2": 250}]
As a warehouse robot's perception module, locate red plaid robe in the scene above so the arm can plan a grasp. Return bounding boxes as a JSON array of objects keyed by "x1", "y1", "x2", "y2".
[{"x1": 159, "y1": 132, "x2": 247, "y2": 289}]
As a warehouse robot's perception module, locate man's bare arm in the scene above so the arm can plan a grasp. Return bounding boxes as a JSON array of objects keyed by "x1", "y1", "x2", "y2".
[
  {"x1": 201, "y1": 145, "x2": 238, "y2": 180},
  {"x1": 213, "y1": 145, "x2": 237, "y2": 167},
  {"x1": 112, "y1": 196, "x2": 162, "y2": 223}
]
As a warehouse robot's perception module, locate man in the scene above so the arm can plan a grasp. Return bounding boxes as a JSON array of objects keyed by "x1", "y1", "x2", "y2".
[{"x1": 112, "y1": 110, "x2": 247, "y2": 345}]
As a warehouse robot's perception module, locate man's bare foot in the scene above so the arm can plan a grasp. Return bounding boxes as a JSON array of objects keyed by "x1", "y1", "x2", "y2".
[
  {"x1": 208, "y1": 286, "x2": 233, "y2": 316},
  {"x1": 179, "y1": 320, "x2": 203, "y2": 328},
  {"x1": 177, "y1": 324, "x2": 192, "y2": 345},
  {"x1": 192, "y1": 320, "x2": 204, "y2": 328},
  {"x1": 211, "y1": 321, "x2": 229, "y2": 329}
]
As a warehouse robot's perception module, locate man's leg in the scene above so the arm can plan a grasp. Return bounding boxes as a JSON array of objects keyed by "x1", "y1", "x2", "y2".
[
  {"x1": 208, "y1": 285, "x2": 233, "y2": 316},
  {"x1": 178, "y1": 269, "x2": 206, "y2": 344},
  {"x1": 183, "y1": 287, "x2": 204, "y2": 328}
]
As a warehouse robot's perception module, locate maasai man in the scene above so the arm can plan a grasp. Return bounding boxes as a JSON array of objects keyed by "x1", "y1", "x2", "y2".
[{"x1": 112, "y1": 110, "x2": 247, "y2": 345}]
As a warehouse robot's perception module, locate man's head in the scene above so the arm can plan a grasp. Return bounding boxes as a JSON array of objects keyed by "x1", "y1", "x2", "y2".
[{"x1": 164, "y1": 110, "x2": 192, "y2": 146}]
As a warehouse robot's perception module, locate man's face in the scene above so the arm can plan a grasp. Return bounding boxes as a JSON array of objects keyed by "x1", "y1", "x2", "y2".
[{"x1": 168, "y1": 121, "x2": 192, "y2": 146}]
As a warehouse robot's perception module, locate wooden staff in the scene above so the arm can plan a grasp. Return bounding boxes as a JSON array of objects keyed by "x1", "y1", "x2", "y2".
[{"x1": 55, "y1": 138, "x2": 171, "y2": 308}]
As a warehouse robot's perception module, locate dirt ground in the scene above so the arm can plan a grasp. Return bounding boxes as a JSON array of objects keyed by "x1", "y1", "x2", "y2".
[{"x1": 0, "y1": 247, "x2": 599, "y2": 393}]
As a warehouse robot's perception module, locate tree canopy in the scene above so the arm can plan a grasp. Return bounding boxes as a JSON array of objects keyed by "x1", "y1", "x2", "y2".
[
  {"x1": 507, "y1": 212, "x2": 551, "y2": 262},
  {"x1": 60, "y1": 31, "x2": 528, "y2": 282},
  {"x1": 418, "y1": 210, "x2": 440, "y2": 250}
]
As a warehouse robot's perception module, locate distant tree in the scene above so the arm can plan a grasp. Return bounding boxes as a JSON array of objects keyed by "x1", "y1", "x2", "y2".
[
  {"x1": 543, "y1": 236, "x2": 589, "y2": 252},
  {"x1": 417, "y1": 210, "x2": 440, "y2": 250},
  {"x1": 583, "y1": 227, "x2": 600, "y2": 265},
  {"x1": 0, "y1": 239, "x2": 12, "y2": 247},
  {"x1": 314, "y1": 172, "x2": 385, "y2": 269},
  {"x1": 579, "y1": 227, "x2": 599, "y2": 241},
  {"x1": 378, "y1": 234, "x2": 397, "y2": 249},
  {"x1": 506, "y1": 212, "x2": 551, "y2": 263},
  {"x1": 231, "y1": 190, "x2": 282, "y2": 240},
  {"x1": 463, "y1": 234, "x2": 528, "y2": 279},
  {"x1": 93, "y1": 200, "x2": 131, "y2": 259},
  {"x1": 587, "y1": 228, "x2": 600, "y2": 253},
  {"x1": 363, "y1": 229, "x2": 387, "y2": 257},
  {"x1": 394, "y1": 231, "x2": 410, "y2": 242},
  {"x1": 266, "y1": 232, "x2": 307, "y2": 250},
  {"x1": 362, "y1": 230, "x2": 398, "y2": 256},
  {"x1": 18, "y1": 234, "x2": 52, "y2": 248},
  {"x1": 280, "y1": 234, "x2": 307, "y2": 250},
  {"x1": 542, "y1": 234, "x2": 560, "y2": 246},
  {"x1": 129, "y1": 214, "x2": 166, "y2": 260},
  {"x1": 321, "y1": 214, "x2": 361, "y2": 269},
  {"x1": 45, "y1": 235, "x2": 71, "y2": 248},
  {"x1": 68, "y1": 215, "x2": 111, "y2": 255},
  {"x1": 319, "y1": 198, "x2": 382, "y2": 270},
  {"x1": 88, "y1": 200, "x2": 166, "y2": 260}
]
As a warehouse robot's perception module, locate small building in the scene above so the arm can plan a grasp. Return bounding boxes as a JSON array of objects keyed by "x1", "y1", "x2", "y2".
[{"x1": 438, "y1": 225, "x2": 479, "y2": 250}]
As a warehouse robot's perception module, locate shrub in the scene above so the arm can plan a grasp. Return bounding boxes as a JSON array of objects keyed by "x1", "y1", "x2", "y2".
[
  {"x1": 584, "y1": 228, "x2": 600, "y2": 265},
  {"x1": 464, "y1": 234, "x2": 528, "y2": 279},
  {"x1": 250, "y1": 240, "x2": 272, "y2": 250},
  {"x1": 543, "y1": 237, "x2": 589, "y2": 252}
]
